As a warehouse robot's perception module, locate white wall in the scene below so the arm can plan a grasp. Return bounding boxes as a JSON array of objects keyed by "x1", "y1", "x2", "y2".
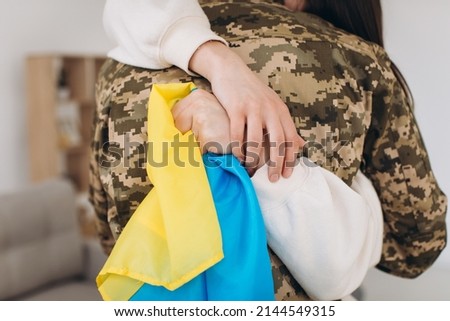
[
  {"x1": 0, "y1": 0, "x2": 449, "y2": 266},
  {"x1": 0, "y1": 0, "x2": 112, "y2": 192},
  {"x1": 382, "y1": 0, "x2": 450, "y2": 268}
]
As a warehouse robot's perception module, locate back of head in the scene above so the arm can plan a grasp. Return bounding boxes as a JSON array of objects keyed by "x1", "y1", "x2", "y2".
[{"x1": 304, "y1": 0, "x2": 383, "y2": 46}]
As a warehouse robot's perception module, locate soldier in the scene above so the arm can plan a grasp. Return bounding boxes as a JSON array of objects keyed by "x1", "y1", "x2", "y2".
[{"x1": 91, "y1": 0, "x2": 447, "y2": 300}]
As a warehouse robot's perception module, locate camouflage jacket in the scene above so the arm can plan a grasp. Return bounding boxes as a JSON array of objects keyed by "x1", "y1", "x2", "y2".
[{"x1": 90, "y1": 0, "x2": 447, "y2": 300}]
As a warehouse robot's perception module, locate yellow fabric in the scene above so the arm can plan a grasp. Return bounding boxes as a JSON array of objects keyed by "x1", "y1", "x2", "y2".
[{"x1": 96, "y1": 83, "x2": 223, "y2": 300}]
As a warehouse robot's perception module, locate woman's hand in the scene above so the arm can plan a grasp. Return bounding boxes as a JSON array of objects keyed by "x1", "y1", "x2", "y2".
[
  {"x1": 172, "y1": 89, "x2": 232, "y2": 155},
  {"x1": 172, "y1": 88, "x2": 276, "y2": 173},
  {"x1": 189, "y1": 41, "x2": 305, "y2": 182}
]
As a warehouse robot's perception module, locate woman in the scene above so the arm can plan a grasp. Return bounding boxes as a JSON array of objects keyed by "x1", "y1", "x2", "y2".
[{"x1": 91, "y1": 0, "x2": 447, "y2": 299}]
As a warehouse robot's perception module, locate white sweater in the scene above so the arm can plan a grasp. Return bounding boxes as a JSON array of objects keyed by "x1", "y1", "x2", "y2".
[
  {"x1": 103, "y1": 0, "x2": 383, "y2": 300},
  {"x1": 103, "y1": 0, "x2": 226, "y2": 74},
  {"x1": 252, "y1": 160, "x2": 383, "y2": 300}
]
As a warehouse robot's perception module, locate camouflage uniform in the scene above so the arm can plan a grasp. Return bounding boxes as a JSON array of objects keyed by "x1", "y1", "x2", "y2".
[{"x1": 90, "y1": 0, "x2": 447, "y2": 300}]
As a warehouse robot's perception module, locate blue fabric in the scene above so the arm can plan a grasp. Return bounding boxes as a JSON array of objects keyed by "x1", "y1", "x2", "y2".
[{"x1": 130, "y1": 153, "x2": 274, "y2": 301}]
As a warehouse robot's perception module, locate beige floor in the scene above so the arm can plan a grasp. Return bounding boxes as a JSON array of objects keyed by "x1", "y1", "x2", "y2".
[{"x1": 360, "y1": 266, "x2": 450, "y2": 301}]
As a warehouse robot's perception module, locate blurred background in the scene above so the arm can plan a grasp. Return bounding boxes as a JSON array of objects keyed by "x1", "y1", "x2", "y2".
[{"x1": 0, "y1": 0, "x2": 449, "y2": 300}]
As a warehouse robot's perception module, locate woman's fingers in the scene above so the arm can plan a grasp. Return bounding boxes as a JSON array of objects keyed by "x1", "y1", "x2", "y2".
[
  {"x1": 245, "y1": 114, "x2": 263, "y2": 174},
  {"x1": 264, "y1": 118, "x2": 285, "y2": 182},
  {"x1": 279, "y1": 110, "x2": 305, "y2": 178},
  {"x1": 282, "y1": 132, "x2": 305, "y2": 178},
  {"x1": 229, "y1": 114, "x2": 246, "y2": 163},
  {"x1": 174, "y1": 87, "x2": 304, "y2": 181}
]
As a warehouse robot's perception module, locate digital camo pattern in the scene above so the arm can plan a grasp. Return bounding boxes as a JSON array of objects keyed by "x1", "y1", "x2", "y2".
[{"x1": 90, "y1": 0, "x2": 447, "y2": 300}]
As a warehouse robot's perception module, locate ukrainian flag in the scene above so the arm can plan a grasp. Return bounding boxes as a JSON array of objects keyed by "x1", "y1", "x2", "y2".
[{"x1": 96, "y1": 83, "x2": 274, "y2": 301}]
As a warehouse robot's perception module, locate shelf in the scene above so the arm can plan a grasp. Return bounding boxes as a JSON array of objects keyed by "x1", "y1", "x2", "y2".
[{"x1": 27, "y1": 54, "x2": 106, "y2": 192}]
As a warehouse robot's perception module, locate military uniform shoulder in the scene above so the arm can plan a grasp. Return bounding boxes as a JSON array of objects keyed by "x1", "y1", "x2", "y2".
[{"x1": 300, "y1": 12, "x2": 388, "y2": 62}]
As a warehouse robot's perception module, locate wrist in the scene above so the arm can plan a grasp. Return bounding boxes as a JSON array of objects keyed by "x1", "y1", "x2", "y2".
[{"x1": 188, "y1": 40, "x2": 236, "y2": 81}]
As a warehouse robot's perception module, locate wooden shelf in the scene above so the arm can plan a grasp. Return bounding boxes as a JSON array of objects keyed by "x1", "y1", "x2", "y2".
[{"x1": 26, "y1": 54, "x2": 106, "y2": 192}]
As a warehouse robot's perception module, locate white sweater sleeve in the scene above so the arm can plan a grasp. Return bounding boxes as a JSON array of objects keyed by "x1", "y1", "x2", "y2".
[
  {"x1": 103, "y1": 0, "x2": 227, "y2": 73},
  {"x1": 251, "y1": 158, "x2": 383, "y2": 300}
]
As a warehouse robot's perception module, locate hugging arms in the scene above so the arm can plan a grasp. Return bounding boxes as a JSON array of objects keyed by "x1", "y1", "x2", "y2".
[{"x1": 91, "y1": 0, "x2": 447, "y2": 300}]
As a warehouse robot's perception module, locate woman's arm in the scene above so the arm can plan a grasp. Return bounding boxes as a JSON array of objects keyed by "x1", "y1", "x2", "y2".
[
  {"x1": 188, "y1": 41, "x2": 304, "y2": 181},
  {"x1": 103, "y1": 1, "x2": 303, "y2": 181}
]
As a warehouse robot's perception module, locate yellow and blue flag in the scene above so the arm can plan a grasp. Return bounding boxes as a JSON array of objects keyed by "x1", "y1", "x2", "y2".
[{"x1": 97, "y1": 83, "x2": 274, "y2": 301}]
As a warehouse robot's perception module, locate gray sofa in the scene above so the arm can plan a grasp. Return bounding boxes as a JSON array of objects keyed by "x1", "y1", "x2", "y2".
[{"x1": 0, "y1": 179, "x2": 107, "y2": 300}]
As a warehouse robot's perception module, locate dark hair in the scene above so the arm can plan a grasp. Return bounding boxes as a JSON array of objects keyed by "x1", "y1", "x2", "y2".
[
  {"x1": 305, "y1": 0, "x2": 383, "y2": 46},
  {"x1": 304, "y1": 0, "x2": 413, "y2": 104}
]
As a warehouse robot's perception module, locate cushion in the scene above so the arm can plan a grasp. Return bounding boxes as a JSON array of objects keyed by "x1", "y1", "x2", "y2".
[{"x1": 0, "y1": 179, "x2": 83, "y2": 299}]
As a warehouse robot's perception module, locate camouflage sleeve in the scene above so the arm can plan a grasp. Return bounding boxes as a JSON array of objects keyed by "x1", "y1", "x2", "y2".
[
  {"x1": 363, "y1": 50, "x2": 447, "y2": 278},
  {"x1": 88, "y1": 61, "x2": 117, "y2": 256}
]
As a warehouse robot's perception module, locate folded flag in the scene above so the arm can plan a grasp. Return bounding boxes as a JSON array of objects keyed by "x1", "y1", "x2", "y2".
[{"x1": 97, "y1": 83, "x2": 274, "y2": 300}]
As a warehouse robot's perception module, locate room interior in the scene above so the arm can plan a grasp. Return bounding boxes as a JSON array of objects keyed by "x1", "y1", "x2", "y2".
[{"x1": 0, "y1": 0, "x2": 449, "y2": 301}]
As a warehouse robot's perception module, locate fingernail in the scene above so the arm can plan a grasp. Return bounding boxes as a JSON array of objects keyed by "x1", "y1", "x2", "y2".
[
  {"x1": 283, "y1": 168, "x2": 293, "y2": 178},
  {"x1": 270, "y1": 174, "x2": 279, "y2": 183}
]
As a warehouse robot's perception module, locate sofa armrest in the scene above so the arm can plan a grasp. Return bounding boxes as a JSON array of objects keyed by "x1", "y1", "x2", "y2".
[{"x1": 0, "y1": 179, "x2": 85, "y2": 300}]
